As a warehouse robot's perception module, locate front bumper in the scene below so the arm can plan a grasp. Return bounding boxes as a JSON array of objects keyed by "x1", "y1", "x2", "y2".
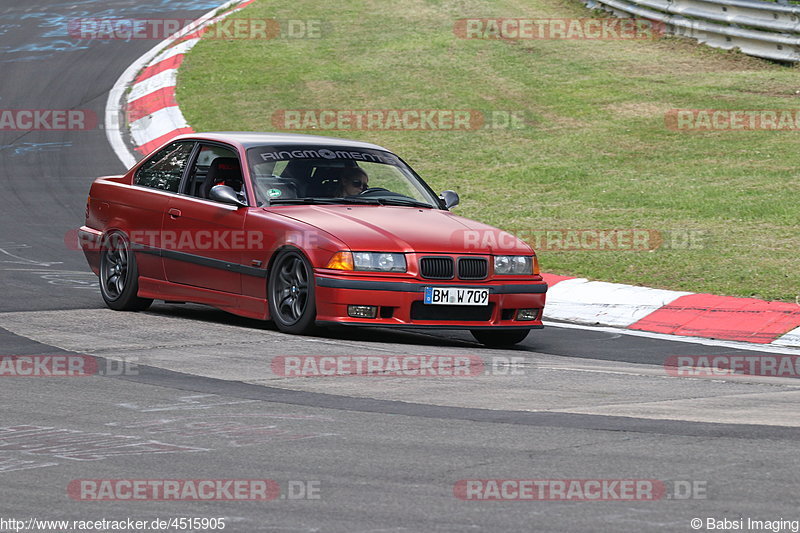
[{"x1": 314, "y1": 274, "x2": 547, "y2": 329}]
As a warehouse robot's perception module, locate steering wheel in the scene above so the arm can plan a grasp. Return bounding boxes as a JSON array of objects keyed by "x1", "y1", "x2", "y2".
[{"x1": 359, "y1": 187, "x2": 391, "y2": 195}]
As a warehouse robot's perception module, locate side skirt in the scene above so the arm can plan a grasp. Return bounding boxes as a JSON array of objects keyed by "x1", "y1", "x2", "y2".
[{"x1": 138, "y1": 277, "x2": 269, "y2": 321}]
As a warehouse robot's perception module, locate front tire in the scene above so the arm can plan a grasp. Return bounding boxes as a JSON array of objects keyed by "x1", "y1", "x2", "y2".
[
  {"x1": 99, "y1": 232, "x2": 152, "y2": 311},
  {"x1": 268, "y1": 250, "x2": 317, "y2": 335},
  {"x1": 471, "y1": 329, "x2": 530, "y2": 347}
]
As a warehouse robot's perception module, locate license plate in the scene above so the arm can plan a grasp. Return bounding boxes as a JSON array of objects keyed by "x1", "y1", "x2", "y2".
[{"x1": 423, "y1": 287, "x2": 489, "y2": 306}]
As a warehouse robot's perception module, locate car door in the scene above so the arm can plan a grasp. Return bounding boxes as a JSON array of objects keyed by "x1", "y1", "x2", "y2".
[
  {"x1": 127, "y1": 140, "x2": 196, "y2": 282},
  {"x1": 161, "y1": 143, "x2": 248, "y2": 294}
]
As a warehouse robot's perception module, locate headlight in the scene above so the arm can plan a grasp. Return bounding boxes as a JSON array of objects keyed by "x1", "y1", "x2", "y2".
[
  {"x1": 353, "y1": 252, "x2": 407, "y2": 272},
  {"x1": 494, "y1": 255, "x2": 533, "y2": 275}
]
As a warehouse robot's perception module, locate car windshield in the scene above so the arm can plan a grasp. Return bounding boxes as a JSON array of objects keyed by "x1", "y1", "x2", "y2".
[{"x1": 246, "y1": 144, "x2": 440, "y2": 208}]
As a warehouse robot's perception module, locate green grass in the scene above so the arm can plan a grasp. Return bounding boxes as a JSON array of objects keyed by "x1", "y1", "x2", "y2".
[{"x1": 176, "y1": 0, "x2": 800, "y2": 301}]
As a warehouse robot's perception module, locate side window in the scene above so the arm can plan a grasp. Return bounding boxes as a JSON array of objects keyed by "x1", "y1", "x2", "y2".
[
  {"x1": 184, "y1": 144, "x2": 243, "y2": 200},
  {"x1": 134, "y1": 142, "x2": 194, "y2": 192}
]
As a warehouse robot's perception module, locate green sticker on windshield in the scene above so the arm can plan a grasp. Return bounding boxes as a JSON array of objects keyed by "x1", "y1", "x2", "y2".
[{"x1": 268, "y1": 188, "x2": 282, "y2": 198}]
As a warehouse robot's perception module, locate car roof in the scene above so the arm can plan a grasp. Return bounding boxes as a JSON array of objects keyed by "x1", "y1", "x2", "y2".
[{"x1": 179, "y1": 132, "x2": 392, "y2": 152}]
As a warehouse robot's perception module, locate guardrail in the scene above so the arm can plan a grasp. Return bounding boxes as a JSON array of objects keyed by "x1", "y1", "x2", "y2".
[{"x1": 585, "y1": 0, "x2": 800, "y2": 62}]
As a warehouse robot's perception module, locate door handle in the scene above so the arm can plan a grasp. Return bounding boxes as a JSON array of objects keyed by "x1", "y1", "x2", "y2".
[{"x1": 168, "y1": 208, "x2": 182, "y2": 219}]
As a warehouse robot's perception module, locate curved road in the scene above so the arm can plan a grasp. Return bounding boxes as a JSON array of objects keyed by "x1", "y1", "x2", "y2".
[{"x1": 1, "y1": 2, "x2": 799, "y2": 531}]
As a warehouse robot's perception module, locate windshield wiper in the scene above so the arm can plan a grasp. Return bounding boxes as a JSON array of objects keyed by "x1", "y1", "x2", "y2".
[
  {"x1": 267, "y1": 197, "x2": 434, "y2": 208},
  {"x1": 367, "y1": 197, "x2": 435, "y2": 208},
  {"x1": 267, "y1": 197, "x2": 351, "y2": 205},
  {"x1": 268, "y1": 197, "x2": 389, "y2": 206}
]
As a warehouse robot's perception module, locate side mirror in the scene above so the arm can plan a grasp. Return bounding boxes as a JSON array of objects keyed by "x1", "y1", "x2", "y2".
[
  {"x1": 209, "y1": 185, "x2": 247, "y2": 208},
  {"x1": 439, "y1": 190, "x2": 460, "y2": 209}
]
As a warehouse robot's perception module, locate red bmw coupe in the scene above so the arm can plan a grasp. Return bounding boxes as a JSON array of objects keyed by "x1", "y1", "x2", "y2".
[{"x1": 79, "y1": 132, "x2": 547, "y2": 345}]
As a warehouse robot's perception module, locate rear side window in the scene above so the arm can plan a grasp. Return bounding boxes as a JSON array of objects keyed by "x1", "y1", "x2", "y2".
[
  {"x1": 195, "y1": 145, "x2": 237, "y2": 167},
  {"x1": 134, "y1": 141, "x2": 194, "y2": 192}
]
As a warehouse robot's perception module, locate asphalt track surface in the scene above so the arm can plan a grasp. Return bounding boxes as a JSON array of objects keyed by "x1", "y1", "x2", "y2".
[{"x1": 2, "y1": 2, "x2": 800, "y2": 532}]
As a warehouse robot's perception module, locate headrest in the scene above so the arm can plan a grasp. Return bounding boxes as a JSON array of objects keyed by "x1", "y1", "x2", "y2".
[{"x1": 208, "y1": 157, "x2": 242, "y2": 182}]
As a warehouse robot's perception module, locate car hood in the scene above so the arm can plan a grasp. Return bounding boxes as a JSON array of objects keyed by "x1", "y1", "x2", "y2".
[{"x1": 269, "y1": 205, "x2": 533, "y2": 254}]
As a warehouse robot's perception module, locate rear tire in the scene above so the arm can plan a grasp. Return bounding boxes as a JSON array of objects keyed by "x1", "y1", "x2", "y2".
[
  {"x1": 470, "y1": 329, "x2": 530, "y2": 347},
  {"x1": 99, "y1": 232, "x2": 152, "y2": 311},
  {"x1": 268, "y1": 250, "x2": 317, "y2": 335}
]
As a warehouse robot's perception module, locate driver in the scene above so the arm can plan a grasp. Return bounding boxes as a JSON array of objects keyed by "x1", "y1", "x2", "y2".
[{"x1": 337, "y1": 167, "x2": 369, "y2": 196}]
